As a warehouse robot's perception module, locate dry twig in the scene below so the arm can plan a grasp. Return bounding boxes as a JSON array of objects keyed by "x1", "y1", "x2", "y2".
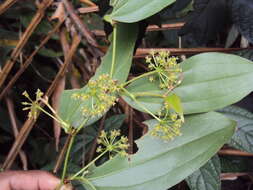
[
  {"x1": 5, "y1": 96, "x2": 28, "y2": 170},
  {"x1": 2, "y1": 33, "x2": 81, "y2": 170},
  {"x1": 0, "y1": 0, "x2": 53, "y2": 90},
  {"x1": 0, "y1": 0, "x2": 18, "y2": 15},
  {"x1": 219, "y1": 149, "x2": 253, "y2": 157},
  {"x1": 88, "y1": 114, "x2": 107, "y2": 162},
  {"x1": 0, "y1": 20, "x2": 63, "y2": 101}
]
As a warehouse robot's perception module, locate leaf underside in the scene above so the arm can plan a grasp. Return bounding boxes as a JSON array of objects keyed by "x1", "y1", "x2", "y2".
[
  {"x1": 109, "y1": 0, "x2": 176, "y2": 23},
  {"x1": 59, "y1": 23, "x2": 138, "y2": 128},
  {"x1": 123, "y1": 53, "x2": 253, "y2": 115},
  {"x1": 85, "y1": 112, "x2": 235, "y2": 190}
]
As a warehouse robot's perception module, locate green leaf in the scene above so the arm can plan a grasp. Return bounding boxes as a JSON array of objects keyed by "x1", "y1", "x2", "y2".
[
  {"x1": 84, "y1": 112, "x2": 235, "y2": 190},
  {"x1": 186, "y1": 155, "x2": 221, "y2": 190},
  {"x1": 220, "y1": 156, "x2": 251, "y2": 173},
  {"x1": 165, "y1": 93, "x2": 183, "y2": 116},
  {"x1": 59, "y1": 23, "x2": 138, "y2": 128},
  {"x1": 218, "y1": 106, "x2": 253, "y2": 153},
  {"x1": 104, "y1": 114, "x2": 126, "y2": 131},
  {"x1": 108, "y1": 0, "x2": 176, "y2": 23},
  {"x1": 123, "y1": 53, "x2": 253, "y2": 115}
]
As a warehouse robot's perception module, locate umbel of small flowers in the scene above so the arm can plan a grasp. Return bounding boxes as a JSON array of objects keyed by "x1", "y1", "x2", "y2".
[
  {"x1": 145, "y1": 50, "x2": 183, "y2": 90},
  {"x1": 71, "y1": 74, "x2": 120, "y2": 117},
  {"x1": 96, "y1": 129, "x2": 129, "y2": 159},
  {"x1": 22, "y1": 89, "x2": 43, "y2": 119},
  {"x1": 150, "y1": 112, "x2": 184, "y2": 141},
  {"x1": 150, "y1": 93, "x2": 184, "y2": 141},
  {"x1": 22, "y1": 89, "x2": 70, "y2": 132}
]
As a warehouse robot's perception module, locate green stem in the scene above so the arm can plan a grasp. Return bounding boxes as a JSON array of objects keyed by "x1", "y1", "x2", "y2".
[
  {"x1": 70, "y1": 150, "x2": 108, "y2": 180},
  {"x1": 36, "y1": 106, "x2": 66, "y2": 127},
  {"x1": 122, "y1": 70, "x2": 157, "y2": 87},
  {"x1": 41, "y1": 99, "x2": 67, "y2": 126},
  {"x1": 132, "y1": 92, "x2": 164, "y2": 98},
  {"x1": 110, "y1": 25, "x2": 117, "y2": 77},
  {"x1": 61, "y1": 134, "x2": 75, "y2": 183},
  {"x1": 121, "y1": 88, "x2": 161, "y2": 122},
  {"x1": 73, "y1": 177, "x2": 97, "y2": 190},
  {"x1": 76, "y1": 118, "x2": 89, "y2": 133}
]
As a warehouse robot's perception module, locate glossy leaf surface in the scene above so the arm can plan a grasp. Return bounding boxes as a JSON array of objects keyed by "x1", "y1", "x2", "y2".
[
  {"x1": 123, "y1": 53, "x2": 253, "y2": 115},
  {"x1": 84, "y1": 112, "x2": 235, "y2": 190},
  {"x1": 59, "y1": 23, "x2": 138, "y2": 128},
  {"x1": 108, "y1": 0, "x2": 176, "y2": 23},
  {"x1": 186, "y1": 155, "x2": 221, "y2": 190}
]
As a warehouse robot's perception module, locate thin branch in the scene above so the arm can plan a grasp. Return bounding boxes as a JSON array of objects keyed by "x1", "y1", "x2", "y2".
[
  {"x1": 0, "y1": 0, "x2": 18, "y2": 15},
  {"x1": 128, "y1": 107, "x2": 133, "y2": 154},
  {"x1": 135, "y1": 47, "x2": 253, "y2": 57},
  {"x1": 2, "y1": 33, "x2": 81, "y2": 170},
  {"x1": 92, "y1": 23, "x2": 185, "y2": 37},
  {"x1": 53, "y1": 134, "x2": 72, "y2": 174},
  {"x1": 221, "y1": 173, "x2": 249, "y2": 180},
  {"x1": 62, "y1": 0, "x2": 98, "y2": 48},
  {"x1": 0, "y1": 20, "x2": 63, "y2": 101},
  {"x1": 88, "y1": 114, "x2": 106, "y2": 162},
  {"x1": 0, "y1": 0, "x2": 53, "y2": 90},
  {"x1": 5, "y1": 96, "x2": 28, "y2": 170},
  {"x1": 79, "y1": 0, "x2": 96, "y2": 7},
  {"x1": 219, "y1": 149, "x2": 253, "y2": 157},
  {"x1": 78, "y1": 6, "x2": 99, "y2": 14},
  {"x1": 52, "y1": 28, "x2": 70, "y2": 152}
]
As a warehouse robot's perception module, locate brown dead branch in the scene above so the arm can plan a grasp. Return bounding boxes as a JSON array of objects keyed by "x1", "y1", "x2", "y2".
[
  {"x1": 53, "y1": 134, "x2": 72, "y2": 174},
  {"x1": 135, "y1": 47, "x2": 253, "y2": 57},
  {"x1": 78, "y1": 6, "x2": 99, "y2": 14},
  {"x1": 5, "y1": 96, "x2": 28, "y2": 170},
  {"x1": 128, "y1": 107, "x2": 134, "y2": 154},
  {"x1": 62, "y1": 0, "x2": 98, "y2": 48},
  {"x1": 79, "y1": 0, "x2": 96, "y2": 7},
  {"x1": 221, "y1": 173, "x2": 250, "y2": 180},
  {"x1": 0, "y1": 0, "x2": 18, "y2": 15},
  {"x1": 219, "y1": 149, "x2": 253, "y2": 157},
  {"x1": 88, "y1": 114, "x2": 106, "y2": 162},
  {"x1": 92, "y1": 23, "x2": 185, "y2": 37},
  {"x1": 0, "y1": 20, "x2": 63, "y2": 101},
  {"x1": 2, "y1": 33, "x2": 81, "y2": 170},
  {"x1": 51, "y1": 28, "x2": 70, "y2": 152},
  {"x1": 0, "y1": 0, "x2": 53, "y2": 90},
  {"x1": 52, "y1": 77, "x2": 65, "y2": 152}
]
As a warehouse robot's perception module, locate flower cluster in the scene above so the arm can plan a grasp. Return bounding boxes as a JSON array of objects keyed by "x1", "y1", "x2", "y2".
[
  {"x1": 22, "y1": 89, "x2": 44, "y2": 119},
  {"x1": 96, "y1": 129, "x2": 129, "y2": 158},
  {"x1": 150, "y1": 112, "x2": 183, "y2": 141},
  {"x1": 145, "y1": 51, "x2": 183, "y2": 90},
  {"x1": 150, "y1": 93, "x2": 184, "y2": 141},
  {"x1": 71, "y1": 74, "x2": 119, "y2": 117},
  {"x1": 22, "y1": 89, "x2": 70, "y2": 132}
]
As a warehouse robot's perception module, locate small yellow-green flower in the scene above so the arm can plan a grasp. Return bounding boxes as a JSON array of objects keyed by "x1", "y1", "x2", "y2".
[
  {"x1": 150, "y1": 115, "x2": 183, "y2": 141},
  {"x1": 96, "y1": 129, "x2": 129, "y2": 159},
  {"x1": 71, "y1": 74, "x2": 120, "y2": 117},
  {"x1": 22, "y1": 89, "x2": 44, "y2": 119},
  {"x1": 145, "y1": 50, "x2": 183, "y2": 90},
  {"x1": 151, "y1": 96, "x2": 184, "y2": 141}
]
